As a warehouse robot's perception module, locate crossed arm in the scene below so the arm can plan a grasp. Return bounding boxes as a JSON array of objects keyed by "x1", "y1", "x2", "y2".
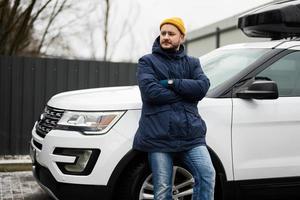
[{"x1": 137, "y1": 56, "x2": 210, "y2": 105}]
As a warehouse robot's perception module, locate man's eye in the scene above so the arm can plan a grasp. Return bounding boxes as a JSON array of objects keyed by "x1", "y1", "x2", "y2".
[
  {"x1": 161, "y1": 32, "x2": 168, "y2": 36},
  {"x1": 161, "y1": 32, "x2": 175, "y2": 36}
]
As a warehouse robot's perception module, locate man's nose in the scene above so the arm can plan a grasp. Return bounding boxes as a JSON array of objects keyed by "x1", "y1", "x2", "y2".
[{"x1": 162, "y1": 33, "x2": 170, "y2": 39}]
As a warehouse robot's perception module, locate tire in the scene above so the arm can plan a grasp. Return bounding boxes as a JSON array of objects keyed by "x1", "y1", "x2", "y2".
[
  {"x1": 114, "y1": 160, "x2": 195, "y2": 200},
  {"x1": 114, "y1": 160, "x2": 150, "y2": 200}
]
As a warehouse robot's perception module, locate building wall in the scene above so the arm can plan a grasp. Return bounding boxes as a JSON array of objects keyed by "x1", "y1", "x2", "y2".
[
  {"x1": 186, "y1": 6, "x2": 271, "y2": 58},
  {"x1": 186, "y1": 25, "x2": 269, "y2": 58},
  {"x1": 219, "y1": 29, "x2": 267, "y2": 47},
  {"x1": 186, "y1": 36, "x2": 216, "y2": 58}
]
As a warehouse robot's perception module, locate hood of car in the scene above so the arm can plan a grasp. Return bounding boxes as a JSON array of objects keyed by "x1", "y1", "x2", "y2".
[{"x1": 47, "y1": 86, "x2": 142, "y2": 111}]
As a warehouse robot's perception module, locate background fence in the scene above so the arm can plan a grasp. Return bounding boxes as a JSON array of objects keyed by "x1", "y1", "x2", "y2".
[{"x1": 0, "y1": 56, "x2": 137, "y2": 155}]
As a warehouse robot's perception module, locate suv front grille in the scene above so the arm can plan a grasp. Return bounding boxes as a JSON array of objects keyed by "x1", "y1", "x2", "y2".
[{"x1": 35, "y1": 106, "x2": 64, "y2": 138}]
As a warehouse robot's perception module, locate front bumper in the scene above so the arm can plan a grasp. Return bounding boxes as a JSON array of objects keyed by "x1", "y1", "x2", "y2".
[
  {"x1": 30, "y1": 125, "x2": 131, "y2": 185},
  {"x1": 30, "y1": 120, "x2": 133, "y2": 199},
  {"x1": 30, "y1": 109, "x2": 139, "y2": 198},
  {"x1": 32, "y1": 161, "x2": 111, "y2": 200}
]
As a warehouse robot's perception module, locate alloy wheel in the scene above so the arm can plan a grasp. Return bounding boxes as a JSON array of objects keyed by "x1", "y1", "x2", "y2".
[{"x1": 139, "y1": 166, "x2": 194, "y2": 200}]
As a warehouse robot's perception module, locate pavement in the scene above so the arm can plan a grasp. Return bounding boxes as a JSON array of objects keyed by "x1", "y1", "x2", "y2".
[
  {"x1": 0, "y1": 155, "x2": 32, "y2": 172},
  {"x1": 0, "y1": 155, "x2": 51, "y2": 200}
]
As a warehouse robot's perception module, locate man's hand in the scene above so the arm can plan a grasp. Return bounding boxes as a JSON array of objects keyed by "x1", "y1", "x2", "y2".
[{"x1": 159, "y1": 80, "x2": 168, "y2": 88}]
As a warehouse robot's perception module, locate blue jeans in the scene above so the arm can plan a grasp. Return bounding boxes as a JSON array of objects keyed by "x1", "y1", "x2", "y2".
[{"x1": 148, "y1": 145, "x2": 215, "y2": 200}]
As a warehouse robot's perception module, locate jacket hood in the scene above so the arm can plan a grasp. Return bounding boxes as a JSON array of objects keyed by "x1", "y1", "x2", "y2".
[{"x1": 152, "y1": 36, "x2": 186, "y2": 59}]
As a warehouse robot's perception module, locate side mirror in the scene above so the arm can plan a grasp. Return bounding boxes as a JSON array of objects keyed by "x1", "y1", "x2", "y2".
[{"x1": 236, "y1": 80, "x2": 279, "y2": 99}]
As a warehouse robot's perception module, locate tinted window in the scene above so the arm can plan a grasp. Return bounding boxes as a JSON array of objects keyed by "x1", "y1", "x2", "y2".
[{"x1": 258, "y1": 51, "x2": 300, "y2": 97}]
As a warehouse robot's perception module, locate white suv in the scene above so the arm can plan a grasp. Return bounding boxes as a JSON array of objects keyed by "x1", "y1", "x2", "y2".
[{"x1": 30, "y1": 1, "x2": 300, "y2": 200}]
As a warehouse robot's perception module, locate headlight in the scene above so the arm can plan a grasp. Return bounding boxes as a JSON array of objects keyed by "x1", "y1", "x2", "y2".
[{"x1": 56, "y1": 111, "x2": 125, "y2": 135}]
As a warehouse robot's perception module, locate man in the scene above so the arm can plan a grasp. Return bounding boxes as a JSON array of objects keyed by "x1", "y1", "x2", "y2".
[{"x1": 133, "y1": 17, "x2": 215, "y2": 200}]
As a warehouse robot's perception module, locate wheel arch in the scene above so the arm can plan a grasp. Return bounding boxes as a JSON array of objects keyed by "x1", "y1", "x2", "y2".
[
  {"x1": 107, "y1": 146, "x2": 228, "y2": 199},
  {"x1": 207, "y1": 145, "x2": 227, "y2": 180},
  {"x1": 207, "y1": 145, "x2": 231, "y2": 200},
  {"x1": 106, "y1": 150, "x2": 148, "y2": 197}
]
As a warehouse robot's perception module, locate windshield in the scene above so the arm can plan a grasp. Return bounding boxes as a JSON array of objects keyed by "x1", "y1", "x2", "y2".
[{"x1": 200, "y1": 48, "x2": 270, "y2": 91}]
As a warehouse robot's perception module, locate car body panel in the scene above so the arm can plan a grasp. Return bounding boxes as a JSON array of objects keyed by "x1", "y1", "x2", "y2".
[
  {"x1": 232, "y1": 97, "x2": 300, "y2": 180},
  {"x1": 199, "y1": 98, "x2": 234, "y2": 180}
]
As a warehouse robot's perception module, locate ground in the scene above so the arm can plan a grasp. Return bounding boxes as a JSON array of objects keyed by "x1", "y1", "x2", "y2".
[{"x1": 0, "y1": 171, "x2": 51, "y2": 200}]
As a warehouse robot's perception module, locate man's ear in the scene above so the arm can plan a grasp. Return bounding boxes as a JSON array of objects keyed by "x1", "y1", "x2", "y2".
[{"x1": 180, "y1": 34, "x2": 186, "y2": 44}]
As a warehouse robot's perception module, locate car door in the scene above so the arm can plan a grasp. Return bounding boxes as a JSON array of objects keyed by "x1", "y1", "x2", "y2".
[{"x1": 232, "y1": 49, "x2": 300, "y2": 181}]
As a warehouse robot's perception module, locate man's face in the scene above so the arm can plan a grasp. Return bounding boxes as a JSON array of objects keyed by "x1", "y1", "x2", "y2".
[{"x1": 160, "y1": 24, "x2": 184, "y2": 51}]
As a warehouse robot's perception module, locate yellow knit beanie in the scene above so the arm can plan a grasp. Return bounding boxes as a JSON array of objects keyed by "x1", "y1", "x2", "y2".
[{"x1": 160, "y1": 17, "x2": 186, "y2": 35}]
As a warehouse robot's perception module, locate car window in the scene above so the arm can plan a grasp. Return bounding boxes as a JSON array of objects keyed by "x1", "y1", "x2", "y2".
[
  {"x1": 201, "y1": 48, "x2": 270, "y2": 91},
  {"x1": 258, "y1": 51, "x2": 300, "y2": 97}
]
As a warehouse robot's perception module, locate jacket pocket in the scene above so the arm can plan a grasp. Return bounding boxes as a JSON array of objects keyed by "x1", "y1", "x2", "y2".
[
  {"x1": 143, "y1": 107, "x2": 171, "y2": 140},
  {"x1": 169, "y1": 109, "x2": 188, "y2": 138},
  {"x1": 184, "y1": 106, "x2": 206, "y2": 138}
]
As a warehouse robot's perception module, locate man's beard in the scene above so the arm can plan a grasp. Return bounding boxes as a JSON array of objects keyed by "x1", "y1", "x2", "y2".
[{"x1": 161, "y1": 42, "x2": 180, "y2": 52}]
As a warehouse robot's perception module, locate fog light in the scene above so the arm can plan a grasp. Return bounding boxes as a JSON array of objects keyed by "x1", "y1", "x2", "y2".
[
  {"x1": 64, "y1": 149, "x2": 92, "y2": 172},
  {"x1": 53, "y1": 148, "x2": 100, "y2": 175}
]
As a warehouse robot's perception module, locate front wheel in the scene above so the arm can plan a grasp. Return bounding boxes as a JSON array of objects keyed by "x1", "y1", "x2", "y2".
[
  {"x1": 115, "y1": 161, "x2": 194, "y2": 200},
  {"x1": 139, "y1": 165, "x2": 194, "y2": 200}
]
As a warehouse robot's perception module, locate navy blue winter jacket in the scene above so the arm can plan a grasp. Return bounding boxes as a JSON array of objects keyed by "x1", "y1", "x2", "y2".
[{"x1": 133, "y1": 37, "x2": 210, "y2": 152}]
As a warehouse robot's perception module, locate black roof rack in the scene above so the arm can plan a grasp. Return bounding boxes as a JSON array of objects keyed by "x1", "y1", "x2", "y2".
[{"x1": 238, "y1": 0, "x2": 300, "y2": 40}]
